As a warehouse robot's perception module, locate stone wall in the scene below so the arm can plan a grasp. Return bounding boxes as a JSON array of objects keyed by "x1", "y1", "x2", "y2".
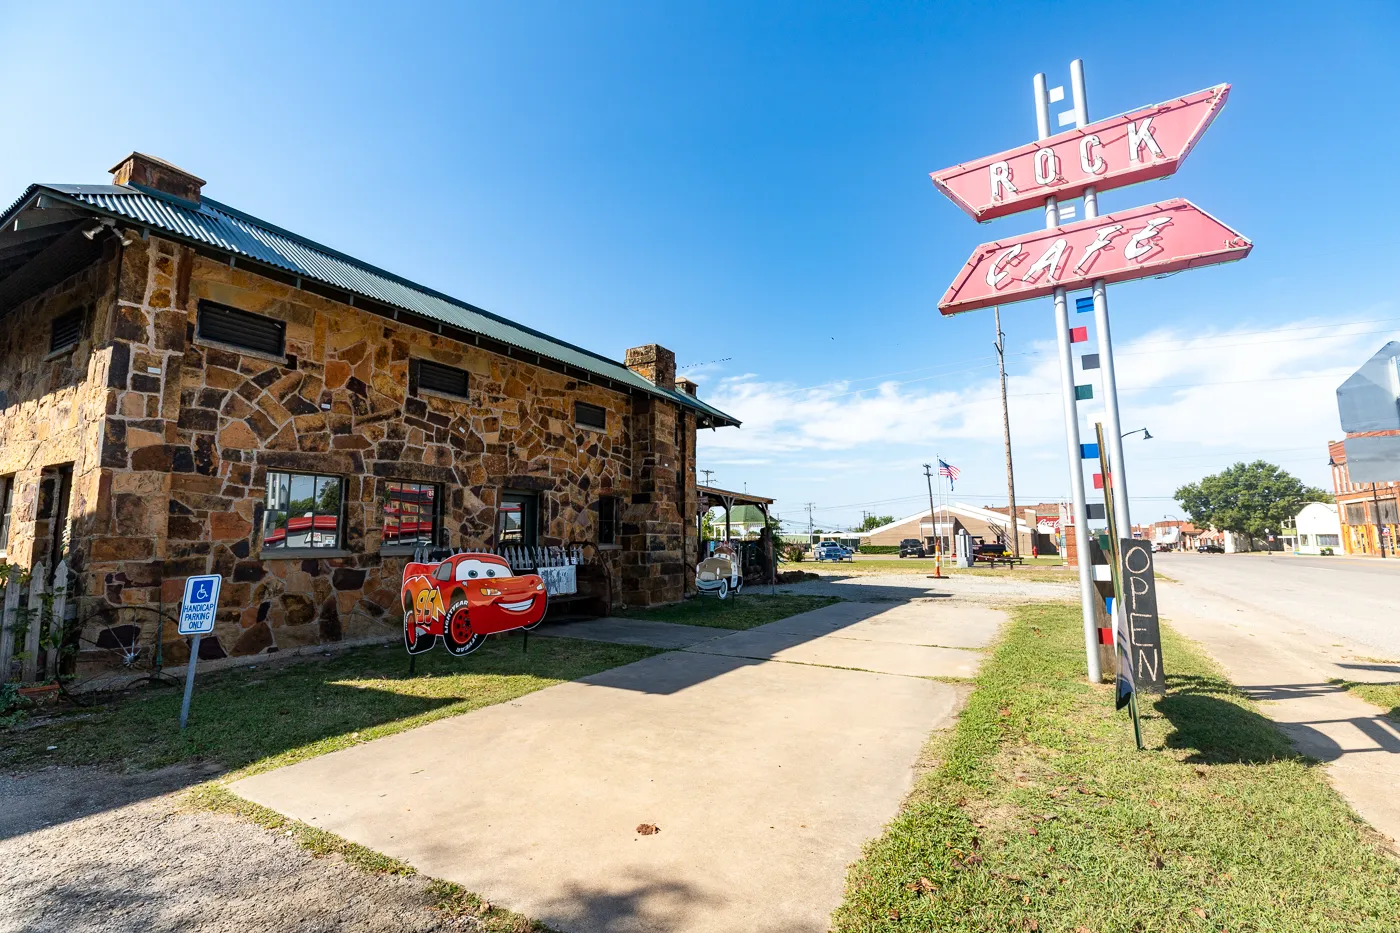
[
  {"x1": 0, "y1": 245, "x2": 119, "y2": 576},
  {"x1": 30, "y1": 234, "x2": 704, "y2": 660}
]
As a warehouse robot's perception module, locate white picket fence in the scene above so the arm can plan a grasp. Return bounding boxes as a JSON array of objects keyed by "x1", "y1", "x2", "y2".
[{"x1": 0, "y1": 560, "x2": 70, "y2": 684}]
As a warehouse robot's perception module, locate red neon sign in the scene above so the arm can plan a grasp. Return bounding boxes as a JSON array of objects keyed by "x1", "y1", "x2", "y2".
[
  {"x1": 930, "y1": 85, "x2": 1229, "y2": 223},
  {"x1": 938, "y1": 199, "x2": 1251, "y2": 316}
]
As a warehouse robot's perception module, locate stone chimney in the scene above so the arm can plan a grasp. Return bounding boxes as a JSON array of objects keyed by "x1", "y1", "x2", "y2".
[
  {"x1": 109, "y1": 152, "x2": 205, "y2": 203},
  {"x1": 674, "y1": 377, "x2": 698, "y2": 397},
  {"x1": 624, "y1": 344, "x2": 676, "y2": 391}
]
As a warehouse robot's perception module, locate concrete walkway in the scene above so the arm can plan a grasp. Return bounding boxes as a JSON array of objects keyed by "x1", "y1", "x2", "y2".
[
  {"x1": 232, "y1": 594, "x2": 1003, "y2": 933},
  {"x1": 1156, "y1": 561, "x2": 1400, "y2": 847}
]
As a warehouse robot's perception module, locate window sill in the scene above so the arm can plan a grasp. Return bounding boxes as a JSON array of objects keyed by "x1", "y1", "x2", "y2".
[
  {"x1": 43, "y1": 345, "x2": 77, "y2": 362},
  {"x1": 195, "y1": 336, "x2": 289, "y2": 367},
  {"x1": 381, "y1": 545, "x2": 434, "y2": 557},
  {"x1": 575, "y1": 422, "x2": 607, "y2": 433},
  {"x1": 417, "y1": 387, "x2": 471, "y2": 403},
  {"x1": 259, "y1": 547, "x2": 351, "y2": 560},
  {"x1": 596, "y1": 543, "x2": 621, "y2": 551}
]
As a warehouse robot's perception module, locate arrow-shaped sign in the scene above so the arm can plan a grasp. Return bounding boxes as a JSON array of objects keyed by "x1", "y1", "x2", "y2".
[
  {"x1": 930, "y1": 85, "x2": 1229, "y2": 223},
  {"x1": 938, "y1": 199, "x2": 1251, "y2": 316}
]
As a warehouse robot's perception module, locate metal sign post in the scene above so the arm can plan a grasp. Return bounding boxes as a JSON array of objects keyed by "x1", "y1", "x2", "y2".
[
  {"x1": 1035, "y1": 72, "x2": 1101, "y2": 684},
  {"x1": 177, "y1": 574, "x2": 222, "y2": 731},
  {"x1": 1072, "y1": 60, "x2": 1133, "y2": 547}
]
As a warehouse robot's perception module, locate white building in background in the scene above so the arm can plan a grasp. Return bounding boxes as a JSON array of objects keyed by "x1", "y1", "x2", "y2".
[{"x1": 1295, "y1": 502, "x2": 1343, "y2": 555}]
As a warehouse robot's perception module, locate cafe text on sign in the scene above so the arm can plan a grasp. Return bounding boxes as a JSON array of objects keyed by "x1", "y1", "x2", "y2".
[
  {"x1": 930, "y1": 84, "x2": 1229, "y2": 223},
  {"x1": 938, "y1": 198, "x2": 1251, "y2": 316}
]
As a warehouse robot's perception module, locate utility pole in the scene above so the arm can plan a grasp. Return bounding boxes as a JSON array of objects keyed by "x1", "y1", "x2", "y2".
[
  {"x1": 923, "y1": 464, "x2": 943, "y2": 578},
  {"x1": 699, "y1": 469, "x2": 715, "y2": 486},
  {"x1": 994, "y1": 305, "x2": 1020, "y2": 560},
  {"x1": 805, "y1": 503, "x2": 815, "y2": 546}
]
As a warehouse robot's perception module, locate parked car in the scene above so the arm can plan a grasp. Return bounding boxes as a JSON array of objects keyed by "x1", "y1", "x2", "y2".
[
  {"x1": 1196, "y1": 542, "x2": 1225, "y2": 554},
  {"x1": 898, "y1": 538, "x2": 926, "y2": 558},
  {"x1": 814, "y1": 541, "x2": 853, "y2": 562}
]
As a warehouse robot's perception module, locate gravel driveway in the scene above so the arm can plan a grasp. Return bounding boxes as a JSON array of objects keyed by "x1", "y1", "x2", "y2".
[{"x1": 0, "y1": 767, "x2": 474, "y2": 933}]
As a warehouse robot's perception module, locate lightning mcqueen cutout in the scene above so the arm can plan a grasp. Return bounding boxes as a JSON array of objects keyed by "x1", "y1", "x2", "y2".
[{"x1": 401, "y1": 552, "x2": 548, "y2": 656}]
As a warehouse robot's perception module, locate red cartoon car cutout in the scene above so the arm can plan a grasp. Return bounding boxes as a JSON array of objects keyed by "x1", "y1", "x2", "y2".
[{"x1": 401, "y1": 552, "x2": 549, "y2": 656}]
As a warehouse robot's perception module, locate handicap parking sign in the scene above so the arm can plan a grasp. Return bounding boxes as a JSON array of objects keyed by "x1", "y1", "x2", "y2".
[{"x1": 178, "y1": 574, "x2": 223, "y2": 635}]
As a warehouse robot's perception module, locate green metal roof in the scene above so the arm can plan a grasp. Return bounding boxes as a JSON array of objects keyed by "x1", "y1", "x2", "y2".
[{"x1": 0, "y1": 182, "x2": 738, "y2": 427}]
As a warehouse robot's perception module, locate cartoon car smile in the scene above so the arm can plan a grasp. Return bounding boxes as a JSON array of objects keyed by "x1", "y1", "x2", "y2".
[{"x1": 401, "y1": 552, "x2": 549, "y2": 656}]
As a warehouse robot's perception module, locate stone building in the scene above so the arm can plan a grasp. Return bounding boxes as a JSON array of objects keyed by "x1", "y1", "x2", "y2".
[{"x1": 0, "y1": 153, "x2": 737, "y2": 664}]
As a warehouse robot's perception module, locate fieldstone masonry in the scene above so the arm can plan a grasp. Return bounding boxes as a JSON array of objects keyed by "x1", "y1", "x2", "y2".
[{"x1": 0, "y1": 214, "x2": 706, "y2": 663}]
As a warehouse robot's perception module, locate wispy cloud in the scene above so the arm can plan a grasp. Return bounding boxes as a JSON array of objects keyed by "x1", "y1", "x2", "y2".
[{"x1": 696, "y1": 312, "x2": 1398, "y2": 527}]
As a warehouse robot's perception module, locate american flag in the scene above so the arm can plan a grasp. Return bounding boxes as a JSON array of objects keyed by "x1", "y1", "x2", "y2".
[{"x1": 938, "y1": 459, "x2": 960, "y2": 490}]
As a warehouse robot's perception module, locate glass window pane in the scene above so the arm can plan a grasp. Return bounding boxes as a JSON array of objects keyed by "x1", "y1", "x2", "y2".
[
  {"x1": 499, "y1": 502, "x2": 523, "y2": 545},
  {"x1": 383, "y1": 481, "x2": 403, "y2": 546},
  {"x1": 263, "y1": 507, "x2": 288, "y2": 550},
  {"x1": 312, "y1": 476, "x2": 342, "y2": 548}
]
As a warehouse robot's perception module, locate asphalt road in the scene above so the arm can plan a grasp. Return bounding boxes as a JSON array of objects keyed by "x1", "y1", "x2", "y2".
[{"x1": 1155, "y1": 552, "x2": 1400, "y2": 659}]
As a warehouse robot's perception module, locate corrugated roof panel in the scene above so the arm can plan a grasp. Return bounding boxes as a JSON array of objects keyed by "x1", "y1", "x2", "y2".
[{"x1": 13, "y1": 183, "x2": 735, "y2": 424}]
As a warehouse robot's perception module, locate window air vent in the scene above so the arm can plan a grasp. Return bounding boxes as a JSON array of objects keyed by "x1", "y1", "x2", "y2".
[
  {"x1": 196, "y1": 301, "x2": 286, "y2": 357},
  {"x1": 575, "y1": 401, "x2": 607, "y2": 430},
  {"x1": 50, "y1": 309, "x2": 84, "y2": 354},
  {"x1": 415, "y1": 359, "x2": 470, "y2": 398}
]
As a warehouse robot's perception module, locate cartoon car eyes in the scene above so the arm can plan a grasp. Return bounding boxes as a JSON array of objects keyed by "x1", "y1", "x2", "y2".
[{"x1": 453, "y1": 558, "x2": 513, "y2": 583}]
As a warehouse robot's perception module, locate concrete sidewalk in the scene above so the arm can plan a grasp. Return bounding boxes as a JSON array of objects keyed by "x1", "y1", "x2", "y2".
[
  {"x1": 232, "y1": 594, "x2": 1000, "y2": 933},
  {"x1": 1158, "y1": 578, "x2": 1400, "y2": 847}
]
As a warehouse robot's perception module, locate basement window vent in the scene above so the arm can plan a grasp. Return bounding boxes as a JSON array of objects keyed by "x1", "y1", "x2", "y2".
[
  {"x1": 574, "y1": 401, "x2": 607, "y2": 431},
  {"x1": 196, "y1": 301, "x2": 286, "y2": 357},
  {"x1": 49, "y1": 309, "x2": 84, "y2": 354},
  {"x1": 414, "y1": 359, "x2": 470, "y2": 398}
]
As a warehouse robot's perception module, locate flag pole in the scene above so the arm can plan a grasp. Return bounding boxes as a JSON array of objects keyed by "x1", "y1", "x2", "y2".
[{"x1": 924, "y1": 462, "x2": 942, "y2": 578}]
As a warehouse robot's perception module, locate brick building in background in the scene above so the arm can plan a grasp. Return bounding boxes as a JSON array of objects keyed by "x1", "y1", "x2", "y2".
[
  {"x1": 1328, "y1": 440, "x2": 1398, "y2": 556},
  {"x1": 0, "y1": 153, "x2": 738, "y2": 666}
]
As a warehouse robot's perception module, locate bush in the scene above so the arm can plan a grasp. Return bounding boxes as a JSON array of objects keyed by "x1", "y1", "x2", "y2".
[
  {"x1": 857, "y1": 545, "x2": 899, "y2": 555},
  {"x1": 780, "y1": 543, "x2": 806, "y2": 562}
]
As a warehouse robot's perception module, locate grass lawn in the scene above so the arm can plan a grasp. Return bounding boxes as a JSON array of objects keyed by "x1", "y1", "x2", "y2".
[
  {"x1": 1, "y1": 635, "x2": 658, "y2": 776},
  {"x1": 1330, "y1": 679, "x2": 1400, "y2": 721},
  {"x1": 616, "y1": 592, "x2": 838, "y2": 629},
  {"x1": 832, "y1": 601, "x2": 1400, "y2": 932}
]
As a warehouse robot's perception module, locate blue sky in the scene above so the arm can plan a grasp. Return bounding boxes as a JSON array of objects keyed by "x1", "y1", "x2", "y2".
[{"x1": 3, "y1": 1, "x2": 1396, "y2": 531}]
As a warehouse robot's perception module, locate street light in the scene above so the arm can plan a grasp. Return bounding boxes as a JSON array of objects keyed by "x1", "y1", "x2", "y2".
[{"x1": 1122, "y1": 427, "x2": 1153, "y2": 440}]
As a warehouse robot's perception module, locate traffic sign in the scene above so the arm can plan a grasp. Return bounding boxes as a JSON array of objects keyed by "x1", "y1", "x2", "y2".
[
  {"x1": 178, "y1": 574, "x2": 222, "y2": 635},
  {"x1": 938, "y1": 198, "x2": 1251, "y2": 316},
  {"x1": 178, "y1": 573, "x2": 222, "y2": 730},
  {"x1": 930, "y1": 84, "x2": 1229, "y2": 222}
]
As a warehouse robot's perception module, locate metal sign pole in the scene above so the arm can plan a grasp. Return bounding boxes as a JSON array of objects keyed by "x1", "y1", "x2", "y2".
[
  {"x1": 1072, "y1": 59, "x2": 1133, "y2": 538},
  {"x1": 1036, "y1": 71, "x2": 1101, "y2": 682},
  {"x1": 180, "y1": 634, "x2": 201, "y2": 731}
]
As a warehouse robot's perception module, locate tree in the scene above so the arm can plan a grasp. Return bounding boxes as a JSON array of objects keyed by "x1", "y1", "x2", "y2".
[
  {"x1": 859, "y1": 514, "x2": 895, "y2": 532},
  {"x1": 1174, "y1": 461, "x2": 1330, "y2": 539}
]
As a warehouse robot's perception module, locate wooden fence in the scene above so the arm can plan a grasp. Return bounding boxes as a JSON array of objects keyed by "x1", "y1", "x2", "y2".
[{"x1": 0, "y1": 560, "x2": 70, "y2": 684}]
